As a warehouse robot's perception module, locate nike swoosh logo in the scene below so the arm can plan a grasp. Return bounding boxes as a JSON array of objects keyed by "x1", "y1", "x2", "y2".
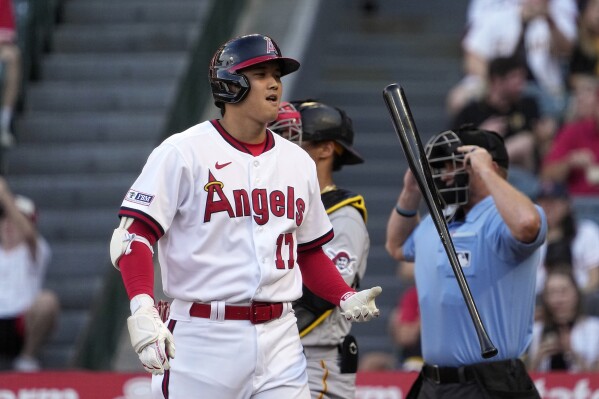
[{"x1": 215, "y1": 161, "x2": 232, "y2": 169}]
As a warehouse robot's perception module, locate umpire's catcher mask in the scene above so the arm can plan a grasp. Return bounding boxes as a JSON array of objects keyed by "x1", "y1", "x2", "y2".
[{"x1": 424, "y1": 130, "x2": 469, "y2": 210}]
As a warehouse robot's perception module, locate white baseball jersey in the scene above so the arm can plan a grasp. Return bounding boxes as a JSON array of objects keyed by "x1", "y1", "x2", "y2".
[{"x1": 119, "y1": 120, "x2": 333, "y2": 305}]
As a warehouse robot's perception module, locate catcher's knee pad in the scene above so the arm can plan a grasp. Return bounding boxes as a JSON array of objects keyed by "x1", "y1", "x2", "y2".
[{"x1": 110, "y1": 217, "x2": 154, "y2": 269}]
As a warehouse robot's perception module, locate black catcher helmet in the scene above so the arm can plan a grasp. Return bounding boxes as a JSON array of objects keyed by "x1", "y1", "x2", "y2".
[
  {"x1": 209, "y1": 34, "x2": 300, "y2": 107},
  {"x1": 294, "y1": 101, "x2": 364, "y2": 170}
]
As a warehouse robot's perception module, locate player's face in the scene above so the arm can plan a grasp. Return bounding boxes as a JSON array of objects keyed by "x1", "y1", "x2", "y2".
[{"x1": 238, "y1": 62, "x2": 283, "y2": 124}]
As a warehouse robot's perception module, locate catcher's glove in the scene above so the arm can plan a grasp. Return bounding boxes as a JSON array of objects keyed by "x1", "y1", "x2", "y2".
[
  {"x1": 127, "y1": 294, "x2": 175, "y2": 375},
  {"x1": 339, "y1": 286, "x2": 382, "y2": 322}
]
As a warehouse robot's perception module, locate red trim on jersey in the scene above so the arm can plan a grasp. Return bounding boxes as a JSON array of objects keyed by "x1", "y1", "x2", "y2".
[
  {"x1": 298, "y1": 246, "x2": 355, "y2": 306},
  {"x1": 297, "y1": 228, "x2": 334, "y2": 252},
  {"x1": 119, "y1": 207, "x2": 164, "y2": 238},
  {"x1": 162, "y1": 367, "x2": 170, "y2": 398},
  {"x1": 210, "y1": 119, "x2": 275, "y2": 155},
  {"x1": 118, "y1": 219, "x2": 158, "y2": 300}
]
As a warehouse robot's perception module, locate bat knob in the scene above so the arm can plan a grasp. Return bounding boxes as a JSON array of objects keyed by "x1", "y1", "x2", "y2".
[{"x1": 481, "y1": 346, "x2": 499, "y2": 359}]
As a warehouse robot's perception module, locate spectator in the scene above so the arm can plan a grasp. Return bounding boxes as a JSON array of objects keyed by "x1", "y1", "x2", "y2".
[
  {"x1": 563, "y1": 74, "x2": 598, "y2": 123},
  {"x1": 535, "y1": 180, "x2": 599, "y2": 294},
  {"x1": 568, "y1": 0, "x2": 599, "y2": 88},
  {"x1": 448, "y1": 0, "x2": 578, "y2": 119},
  {"x1": 0, "y1": 0, "x2": 21, "y2": 148},
  {"x1": 0, "y1": 177, "x2": 59, "y2": 371},
  {"x1": 540, "y1": 87, "x2": 599, "y2": 196},
  {"x1": 527, "y1": 267, "x2": 599, "y2": 371},
  {"x1": 451, "y1": 56, "x2": 547, "y2": 174},
  {"x1": 389, "y1": 284, "x2": 423, "y2": 372}
]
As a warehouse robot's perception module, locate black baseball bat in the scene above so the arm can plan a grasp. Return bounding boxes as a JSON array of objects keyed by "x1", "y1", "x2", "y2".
[{"x1": 383, "y1": 83, "x2": 498, "y2": 359}]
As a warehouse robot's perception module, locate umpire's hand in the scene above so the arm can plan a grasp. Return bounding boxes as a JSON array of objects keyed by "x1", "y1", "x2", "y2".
[
  {"x1": 127, "y1": 294, "x2": 176, "y2": 375},
  {"x1": 339, "y1": 286, "x2": 382, "y2": 322}
]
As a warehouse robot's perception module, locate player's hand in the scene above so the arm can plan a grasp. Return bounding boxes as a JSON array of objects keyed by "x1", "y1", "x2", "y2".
[
  {"x1": 127, "y1": 294, "x2": 176, "y2": 375},
  {"x1": 340, "y1": 286, "x2": 382, "y2": 322}
]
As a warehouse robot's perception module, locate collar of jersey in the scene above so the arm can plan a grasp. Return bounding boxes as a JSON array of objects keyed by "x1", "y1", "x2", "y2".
[
  {"x1": 210, "y1": 119, "x2": 276, "y2": 155},
  {"x1": 463, "y1": 196, "x2": 494, "y2": 223}
]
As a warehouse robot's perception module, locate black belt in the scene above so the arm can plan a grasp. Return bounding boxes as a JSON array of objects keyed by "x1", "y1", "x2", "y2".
[{"x1": 422, "y1": 363, "x2": 477, "y2": 384}]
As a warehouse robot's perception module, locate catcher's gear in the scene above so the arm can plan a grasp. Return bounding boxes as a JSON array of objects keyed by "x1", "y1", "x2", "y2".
[
  {"x1": 127, "y1": 294, "x2": 175, "y2": 375},
  {"x1": 209, "y1": 33, "x2": 300, "y2": 106},
  {"x1": 339, "y1": 286, "x2": 382, "y2": 322},
  {"x1": 268, "y1": 101, "x2": 303, "y2": 144},
  {"x1": 110, "y1": 217, "x2": 154, "y2": 270},
  {"x1": 294, "y1": 100, "x2": 364, "y2": 169}
]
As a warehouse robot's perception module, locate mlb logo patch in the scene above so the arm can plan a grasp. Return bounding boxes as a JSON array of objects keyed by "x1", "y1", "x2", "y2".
[
  {"x1": 457, "y1": 251, "x2": 471, "y2": 268},
  {"x1": 125, "y1": 190, "x2": 154, "y2": 206}
]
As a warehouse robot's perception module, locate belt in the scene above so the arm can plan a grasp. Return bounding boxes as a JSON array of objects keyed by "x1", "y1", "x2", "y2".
[
  {"x1": 189, "y1": 301, "x2": 284, "y2": 324},
  {"x1": 422, "y1": 364, "x2": 477, "y2": 384}
]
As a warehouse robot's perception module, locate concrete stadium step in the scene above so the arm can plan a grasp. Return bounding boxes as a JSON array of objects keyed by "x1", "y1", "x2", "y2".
[
  {"x1": 41, "y1": 53, "x2": 186, "y2": 82},
  {"x1": 52, "y1": 23, "x2": 198, "y2": 53},
  {"x1": 62, "y1": 0, "x2": 209, "y2": 25},
  {"x1": 46, "y1": 242, "x2": 111, "y2": 278},
  {"x1": 35, "y1": 208, "x2": 123, "y2": 242},
  {"x1": 8, "y1": 174, "x2": 137, "y2": 209},
  {"x1": 317, "y1": 83, "x2": 454, "y2": 108},
  {"x1": 45, "y1": 275, "x2": 105, "y2": 310},
  {"x1": 45, "y1": 311, "x2": 91, "y2": 347},
  {"x1": 6, "y1": 143, "x2": 153, "y2": 175},
  {"x1": 322, "y1": 56, "x2": 461, "y2": 82},
  {"x1": 15, "y1": 111, "x2": 164, "y2": 143},
  {"x1": 41, "y1": 310, "x2": 90, "y2": 368},
  {"x1": 25, "y1": 81, "x2": 176, "y2": 112},
  {"x1": 327, "y1": 32, "x2": 462, "y2": 58}
]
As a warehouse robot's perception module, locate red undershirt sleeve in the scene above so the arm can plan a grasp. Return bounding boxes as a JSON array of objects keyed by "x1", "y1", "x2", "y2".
[
  {"x1": 118, "y1": 219, "x2": 160, "y2": 300},
  {"x1": 297, "y1": 246, "x2": 355, "y2": 306}
]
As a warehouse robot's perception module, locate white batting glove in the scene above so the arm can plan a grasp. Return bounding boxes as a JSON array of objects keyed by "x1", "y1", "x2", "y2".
[
  {"x1": 339, "y1": 286, "x2": 382, "y2": 322},
  {"x1": 127, "y1": 294, "x2": 176, "y2": 375}
]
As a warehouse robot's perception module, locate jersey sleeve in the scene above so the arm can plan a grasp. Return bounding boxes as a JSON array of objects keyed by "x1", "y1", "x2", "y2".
[
  {"x1": 118, "y1": 142, "x2": 193, "y2": 237},
  {"x1": 491, "y1": 204, "x2": 548, "y2": 263}
]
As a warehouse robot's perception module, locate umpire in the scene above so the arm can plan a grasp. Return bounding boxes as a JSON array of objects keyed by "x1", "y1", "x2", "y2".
[{"x1": 385, "y1": 125, "x2": 547, "y2": 398}]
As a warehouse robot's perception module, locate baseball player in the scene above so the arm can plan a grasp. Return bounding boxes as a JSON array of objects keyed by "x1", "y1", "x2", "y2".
[
  {"x1": 269, "y1": 100, "x2": 370, "y2": 399},
  {"x1": 109, "y1": 33, "x2": 382, "y2": 399}
]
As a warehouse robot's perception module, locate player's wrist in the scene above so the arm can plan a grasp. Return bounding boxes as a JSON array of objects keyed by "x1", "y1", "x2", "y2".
[
  {"x1": 340, "y1": 291, "x2": 356, "y2": 303},
  {"x1": 130, "y1": 293, "x2": 155, "y2": 314}
]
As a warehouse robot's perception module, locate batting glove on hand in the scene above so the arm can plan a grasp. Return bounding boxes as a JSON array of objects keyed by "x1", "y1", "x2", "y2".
[
  {"x1": 127, "y1": 294, "x2": 176, "y2": 375},
  {"x1": 339, "y1": 286, "x2": 382, "y2": 322}
]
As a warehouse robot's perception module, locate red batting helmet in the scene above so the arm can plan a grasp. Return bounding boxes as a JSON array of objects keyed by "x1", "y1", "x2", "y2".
[{"x1": 209, "y1": 34, "x2": 300, "y2": 107}]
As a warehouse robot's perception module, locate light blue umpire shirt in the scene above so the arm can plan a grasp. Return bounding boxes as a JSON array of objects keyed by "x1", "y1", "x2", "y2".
[{"x1": 403, "y1": 196, "x2": 547, "y2": 367}]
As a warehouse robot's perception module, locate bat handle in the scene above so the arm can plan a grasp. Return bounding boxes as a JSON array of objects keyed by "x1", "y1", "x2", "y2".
[{"x1": 480, "y1": 335, "x2": 499, "y2": 359}]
